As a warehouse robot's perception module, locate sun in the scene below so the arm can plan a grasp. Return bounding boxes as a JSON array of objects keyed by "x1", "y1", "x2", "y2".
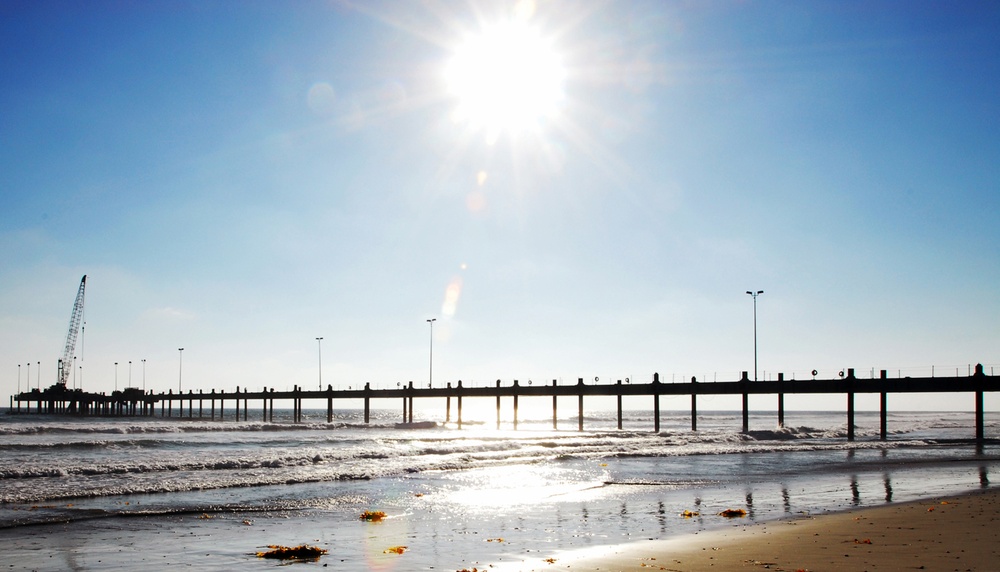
[{"x1": 445, "y1": 19, "x2": 565, "y2": 143}]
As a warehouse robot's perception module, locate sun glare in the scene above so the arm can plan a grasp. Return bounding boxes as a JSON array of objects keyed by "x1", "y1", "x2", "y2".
[{"x1": 446, "y1": 20, "x2": 565, "y2": 143}]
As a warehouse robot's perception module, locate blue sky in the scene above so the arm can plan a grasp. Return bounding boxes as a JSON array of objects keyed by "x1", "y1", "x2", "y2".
[{"x1": 2, "y1": 1, "x2": 998, "y2": 411}]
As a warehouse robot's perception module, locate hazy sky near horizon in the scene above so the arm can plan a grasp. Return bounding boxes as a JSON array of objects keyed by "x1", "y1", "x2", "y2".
[{"x1": 2, "y1": 0, "x2": 998, "y2": 410}]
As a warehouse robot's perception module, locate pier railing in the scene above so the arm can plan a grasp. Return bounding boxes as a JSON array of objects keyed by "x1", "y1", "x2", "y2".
[{"x1": 9, "y1": 364, "x2": 998, "y2": 442}]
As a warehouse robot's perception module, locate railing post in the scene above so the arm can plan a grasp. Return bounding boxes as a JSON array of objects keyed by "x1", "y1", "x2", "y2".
[
  {"x1": 456, "y1": 380, "x2": 463, "y2": 429},
  {"x1": 616, "y1": 379, "x2": 623, "y2": 430},
  {"x1": 364, "y1": 383, "x2": 370, "y2": 424},
  {"x1": 496, "y1": 379, "x2": 502, "y2": 430},
  {"x1": 690, "y1": 375, "x2": 698, "y2": 432},
  {"x1": 408, "y1": 381, "x2": 414, "y2": 424},
  {"x1": 327, "y1": 384, "x2": 333, "y2": 423},
  {"x1": 879, "y1": 370, "x2": 888, "y2": 440},
  {"x1": 975, "y1": 363, "x2": 986, "y2": 443},
  {"x1": 552, "y1": 380, "x2": 558, "y2": 430},
  {"x1": 513, "y1": 380, "x2": 519, "y2": 430},
  {"x1": 653, "y1": 372, "x2": 660, "y2": 433},
  {"x1": 446, "y1": 382, "x2": 452, "y2": 423},
  {"x1": 777, "y1": 373, "x2": 784, "y2": 428},
  {"x1": 847, "y1": 368, "x2": 856, "y2": 441},
  {"x1": 741, "y1": 371, "x2": 749, "y2": 433}
]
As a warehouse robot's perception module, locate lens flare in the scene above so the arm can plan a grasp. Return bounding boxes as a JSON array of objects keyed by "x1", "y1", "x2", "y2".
[{"x1": 441, "y1": 276, "x2": 463, "y2": 318}]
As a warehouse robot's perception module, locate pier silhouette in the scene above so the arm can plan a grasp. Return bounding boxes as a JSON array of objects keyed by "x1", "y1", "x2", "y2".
[{"x1": 10, "y1": 364, "x2": 998, "y2": 442}]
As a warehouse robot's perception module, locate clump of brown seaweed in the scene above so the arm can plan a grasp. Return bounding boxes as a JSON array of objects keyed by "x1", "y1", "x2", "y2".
[
  {"x1": 255, "y1": 544, "x2": 328, "y2": 560},
  {"x1": 717, "y1": 508, "x2": 747, "y2": 518},
  {"x1": 383, "y1": 545, "x2": 407, "y2": 554},
  {"x1": 360, "y1": 510, "x2": 387, "y2": 522}
]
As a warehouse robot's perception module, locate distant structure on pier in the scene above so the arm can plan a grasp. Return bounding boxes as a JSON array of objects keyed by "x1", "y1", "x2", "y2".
[{"x1": 56, "y1": 275, "x2": 87, "y2": 388}]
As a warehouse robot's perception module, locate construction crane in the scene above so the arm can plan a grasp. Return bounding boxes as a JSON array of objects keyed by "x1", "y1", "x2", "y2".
[{"x1": 57, "y1": 275, "x2": 86, "y2": 387}]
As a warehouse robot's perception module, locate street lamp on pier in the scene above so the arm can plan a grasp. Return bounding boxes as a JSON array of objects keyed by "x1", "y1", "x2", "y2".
[
  {"x1": 745, "y1": 290, "x2": 763, "y2": 382},
  {"x1": 316, "y1": 337, "x2": 324, "y2": 390},
  {"x1": 426, "y1": 318, "x2": 436, "y2": 388},
  {"x1": 114, "y1": 362, "x2": 119, "y2": 392},
  {"x1": 178, "y1": 348, "x2": 184, "y2": 393}
]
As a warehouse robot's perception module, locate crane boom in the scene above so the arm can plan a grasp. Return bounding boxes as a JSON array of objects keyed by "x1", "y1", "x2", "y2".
[{"x1": 58, "y1": 275, "x2": 87, "y2": 387}]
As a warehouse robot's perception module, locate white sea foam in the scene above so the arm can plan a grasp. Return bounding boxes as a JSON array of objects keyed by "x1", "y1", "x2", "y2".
[{"x1": 0, "y1": 409, "x2": 996, "y2": 530}]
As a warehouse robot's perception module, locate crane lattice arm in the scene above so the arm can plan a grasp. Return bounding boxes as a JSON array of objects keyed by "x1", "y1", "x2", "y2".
[{"x1": 58, "y1": 275, "x2": 86, "y2": 386}]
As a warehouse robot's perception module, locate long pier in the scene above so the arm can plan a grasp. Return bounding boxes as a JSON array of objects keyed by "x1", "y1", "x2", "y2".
[{"x1": 9, "y1": 364, "x2": 998, "y2": 442}]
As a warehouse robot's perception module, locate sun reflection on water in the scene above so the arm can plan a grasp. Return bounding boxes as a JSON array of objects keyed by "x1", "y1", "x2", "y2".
[{"x1": 443, "y1": 463, "x2": 610, "y2": 510}]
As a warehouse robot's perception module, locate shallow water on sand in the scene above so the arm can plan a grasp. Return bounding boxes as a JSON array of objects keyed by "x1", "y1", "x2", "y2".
[{"x1": 0, "y1": 409, "x2": 997, "y2": 570}]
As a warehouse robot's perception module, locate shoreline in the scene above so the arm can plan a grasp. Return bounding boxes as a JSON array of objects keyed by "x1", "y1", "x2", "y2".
[
  {"x1": 496, "y1": 487, "x2": 1000, "y2": 571},
  {"x1": 0, "y1": 476, "x2": 996, "y2": 571}
]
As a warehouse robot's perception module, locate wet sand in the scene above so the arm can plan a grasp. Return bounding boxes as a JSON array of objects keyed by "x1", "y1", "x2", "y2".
[
  {"x1": 506, "y1": 488, "x2": 1000, "y2": 572},
  {"x1": 3, "y1": 484, "x2": 998, "y2": 571}
]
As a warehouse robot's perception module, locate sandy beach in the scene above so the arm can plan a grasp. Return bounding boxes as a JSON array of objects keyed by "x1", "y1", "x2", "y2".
[
  {"x1": 507, "y1": 488, "x2": 1000, "y2": 572},
  {"x1": 6, "y1": 486, "x2": 997, "y2": 571}
]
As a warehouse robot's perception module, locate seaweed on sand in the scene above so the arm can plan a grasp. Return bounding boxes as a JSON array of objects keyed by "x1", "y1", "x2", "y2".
[{"x1": 255, "y1": 544, "x2": 328, "y2": 560}]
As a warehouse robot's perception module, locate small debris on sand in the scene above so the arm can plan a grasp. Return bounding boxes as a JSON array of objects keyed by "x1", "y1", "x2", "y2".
[{"x1": 383, "y1": 546, "x2": 407, "y2": 554}]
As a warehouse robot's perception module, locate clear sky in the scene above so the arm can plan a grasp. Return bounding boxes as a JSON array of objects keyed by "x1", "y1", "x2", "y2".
[{"x1": 2, "y1": 0, "x2": 998, "y2": 411}]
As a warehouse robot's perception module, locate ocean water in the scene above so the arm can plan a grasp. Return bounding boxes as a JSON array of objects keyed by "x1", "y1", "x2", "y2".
[{"x1": 1, "y1": 408, "x2": 997, "y2": 570}]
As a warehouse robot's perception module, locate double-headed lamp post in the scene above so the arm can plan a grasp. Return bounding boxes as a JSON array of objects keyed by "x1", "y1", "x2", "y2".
[
  {"x1": 426, "y1": 318, "x2": 436, "y2": 388},
  {"x1": 316, "y1": 337, "x2": 323, "y2": 390},
  {"x1": 745, "y1": 290, "x2": 763, "y2": 382}
]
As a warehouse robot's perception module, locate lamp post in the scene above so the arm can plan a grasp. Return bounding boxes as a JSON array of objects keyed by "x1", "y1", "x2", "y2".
[
  {"x1": 178, "y1": 348, "x2": 184, "y2": 393},
  {"x1": 316, "y1": 337, "x2": 323, "y2": 390},
  {"x1": 426, "y1": 318, "x2": 436, "y2": 388},
  {"x1": 745, "y1": 290, "x2": 763, "y2": 382},
  {"x1": 128, "y1": 361, "x2": 132, "y2": 389},
  {"x1": 114, "y1": 362, "x2": 118, "y2": 392},
  {"x1": 36, "y1": 361, "x2": 40, "y2": 390},
  {"x1": 17, "y1": 364, "x2": 21, "y2": 394},
  {"x1": 26, "y1": 363, "x2": 30, "y2": 393},
  {"x1": 142, "y1": 359, "x2": 146, "y2": 392}
]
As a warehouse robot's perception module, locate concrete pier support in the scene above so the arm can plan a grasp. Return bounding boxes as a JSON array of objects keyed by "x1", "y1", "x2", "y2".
[
  {"x1": 653, "y1": 373, "x2": 660, "y2": 433},
  {"x1": 691, "y1": 375, "x2": 698, "y2": 431},
  {"x1": 777, "y1": 373, "x2": 784, "y2": 428}
]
